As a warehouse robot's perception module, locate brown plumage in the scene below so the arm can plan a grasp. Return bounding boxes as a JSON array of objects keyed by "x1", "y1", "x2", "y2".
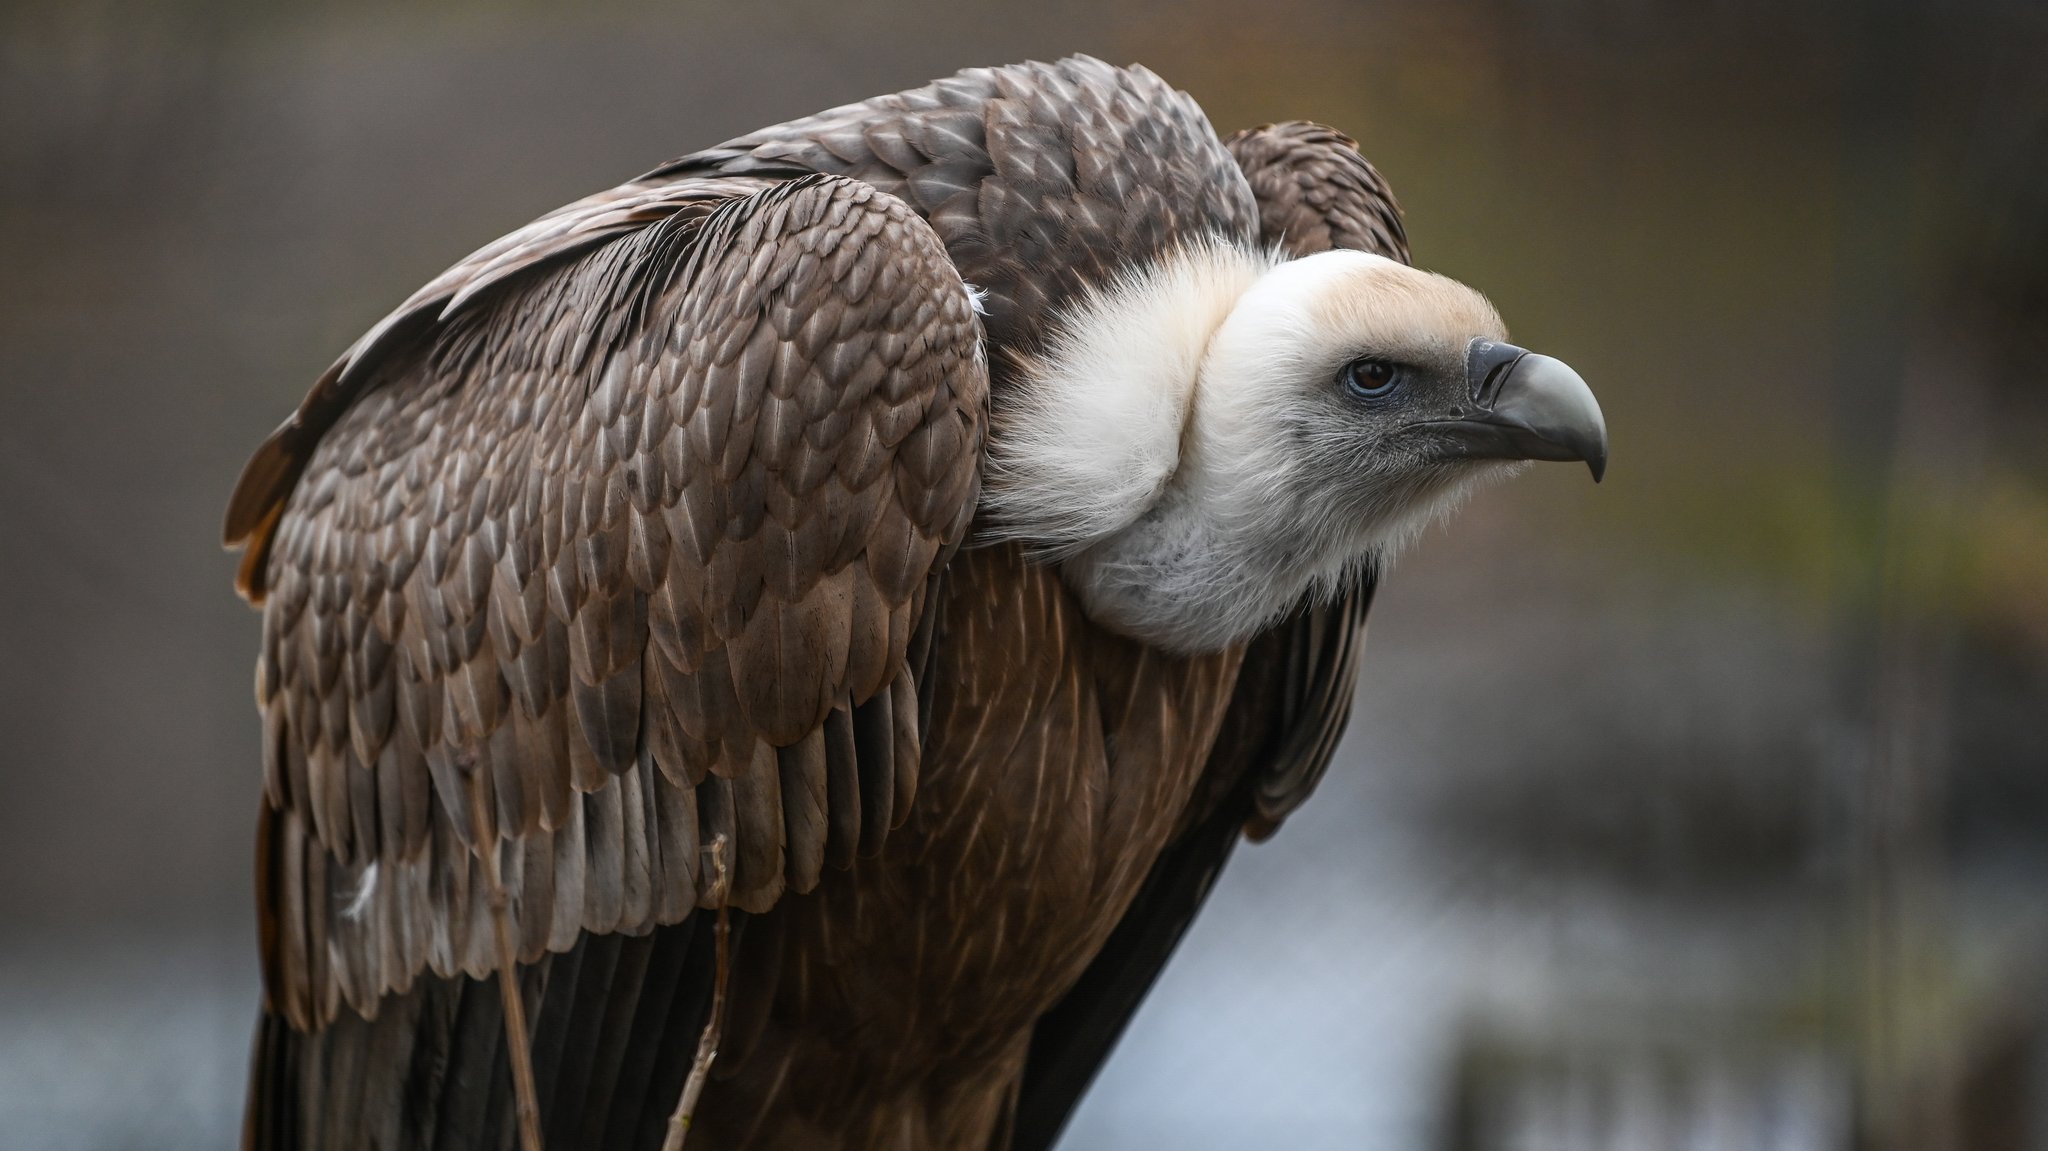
[{"x1": 231, "y1": 57, "x2": 1417, "y2": 1151}]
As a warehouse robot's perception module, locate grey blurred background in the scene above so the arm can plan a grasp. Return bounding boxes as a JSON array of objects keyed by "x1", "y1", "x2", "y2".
[{"x1": 3, "y1": 0, "x2": 2046, "y2": 1147}]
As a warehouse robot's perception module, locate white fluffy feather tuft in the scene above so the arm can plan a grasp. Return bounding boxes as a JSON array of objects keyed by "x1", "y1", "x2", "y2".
[{"x1": 979, "y1": 238, "x2": 1276, "y2": 556}]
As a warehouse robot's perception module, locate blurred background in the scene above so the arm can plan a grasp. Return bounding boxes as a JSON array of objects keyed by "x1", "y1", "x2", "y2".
[{"x1": 3, "y1": 0, "x2": 2045, "y2": 1147}]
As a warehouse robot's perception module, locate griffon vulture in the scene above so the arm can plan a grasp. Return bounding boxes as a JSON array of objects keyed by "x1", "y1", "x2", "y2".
[{"x1": 225, "y1": 55, "x2": 1607, "y2": 1151}]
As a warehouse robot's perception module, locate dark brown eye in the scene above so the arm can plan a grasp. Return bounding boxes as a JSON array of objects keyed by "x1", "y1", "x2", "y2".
[{"x1": 1341, "y1": 358, "x2": 1400, "y2": 399}]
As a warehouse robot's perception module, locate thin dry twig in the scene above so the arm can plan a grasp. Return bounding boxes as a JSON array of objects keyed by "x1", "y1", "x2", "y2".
[
  {"x1": 469, "y1": 769, "x2": 544, "y2": 1151},
  {"x1": 663, "y1": 834, "x2": 733, "y2": 1151}
]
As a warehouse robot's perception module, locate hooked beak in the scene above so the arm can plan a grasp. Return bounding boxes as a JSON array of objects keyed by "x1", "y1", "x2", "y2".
[{"x1": 1422, "y1": 338, "x2": 1609, "y2": 481}]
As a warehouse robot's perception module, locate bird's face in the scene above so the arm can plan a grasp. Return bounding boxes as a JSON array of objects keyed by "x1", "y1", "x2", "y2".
[{"x1": 1173, "y1": 251, "x2": 1607, "y2": 607}]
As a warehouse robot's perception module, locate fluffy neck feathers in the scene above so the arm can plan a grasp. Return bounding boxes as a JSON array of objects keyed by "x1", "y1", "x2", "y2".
[{"x1": 979, "y1": 239, "x2": 1274, "y2": 558}]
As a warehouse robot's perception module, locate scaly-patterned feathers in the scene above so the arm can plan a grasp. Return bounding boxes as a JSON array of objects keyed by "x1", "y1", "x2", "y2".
[{"x1": 248, "y1": 174, "x2": 986, "y2": 1029}]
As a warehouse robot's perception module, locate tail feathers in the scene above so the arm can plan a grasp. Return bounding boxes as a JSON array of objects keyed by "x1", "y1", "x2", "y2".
[{"x1": 244, "y1": 919, "x2": 720, "y2": 1151}]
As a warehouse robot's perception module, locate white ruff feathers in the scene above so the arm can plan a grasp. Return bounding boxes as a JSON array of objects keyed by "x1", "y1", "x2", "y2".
[{"x1": 981, "y1": 239, "x2": 1275, "y2": 557}]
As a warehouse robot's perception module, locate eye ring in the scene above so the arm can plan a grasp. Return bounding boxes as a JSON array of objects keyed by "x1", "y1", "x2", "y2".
[{"x1": 1341, "y1": 357, "x2": 1401, "y2": 399}]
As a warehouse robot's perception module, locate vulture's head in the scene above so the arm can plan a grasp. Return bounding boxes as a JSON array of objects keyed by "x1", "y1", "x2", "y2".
[{"x1": 983, "y1": 241, "x2": 1608, "y2": 654}]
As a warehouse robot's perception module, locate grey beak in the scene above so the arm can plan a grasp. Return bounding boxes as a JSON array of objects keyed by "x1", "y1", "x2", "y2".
[{"x1": 1427, "y1": 338, "x2": 1609, "y2": 481}]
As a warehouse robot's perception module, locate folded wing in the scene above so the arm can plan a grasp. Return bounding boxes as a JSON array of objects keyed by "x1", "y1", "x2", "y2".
[{"x1": 239, "y1": 173, "x2": 988, "y2": 1029}]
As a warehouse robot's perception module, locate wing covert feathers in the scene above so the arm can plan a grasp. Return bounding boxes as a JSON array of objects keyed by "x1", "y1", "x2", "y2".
[
  {"x1": 224, "y1": 177, "x2": 780, "y2": 596},
  {"x1": 1224, "y1": 121, "x2": 1410, "y2": 262},
  {"x1": 653, "y1": 55, "x2": 1259, "y2": 359},
  {"x1": 246, "y1": 174, "x2": 987, "y2": 1028}
]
